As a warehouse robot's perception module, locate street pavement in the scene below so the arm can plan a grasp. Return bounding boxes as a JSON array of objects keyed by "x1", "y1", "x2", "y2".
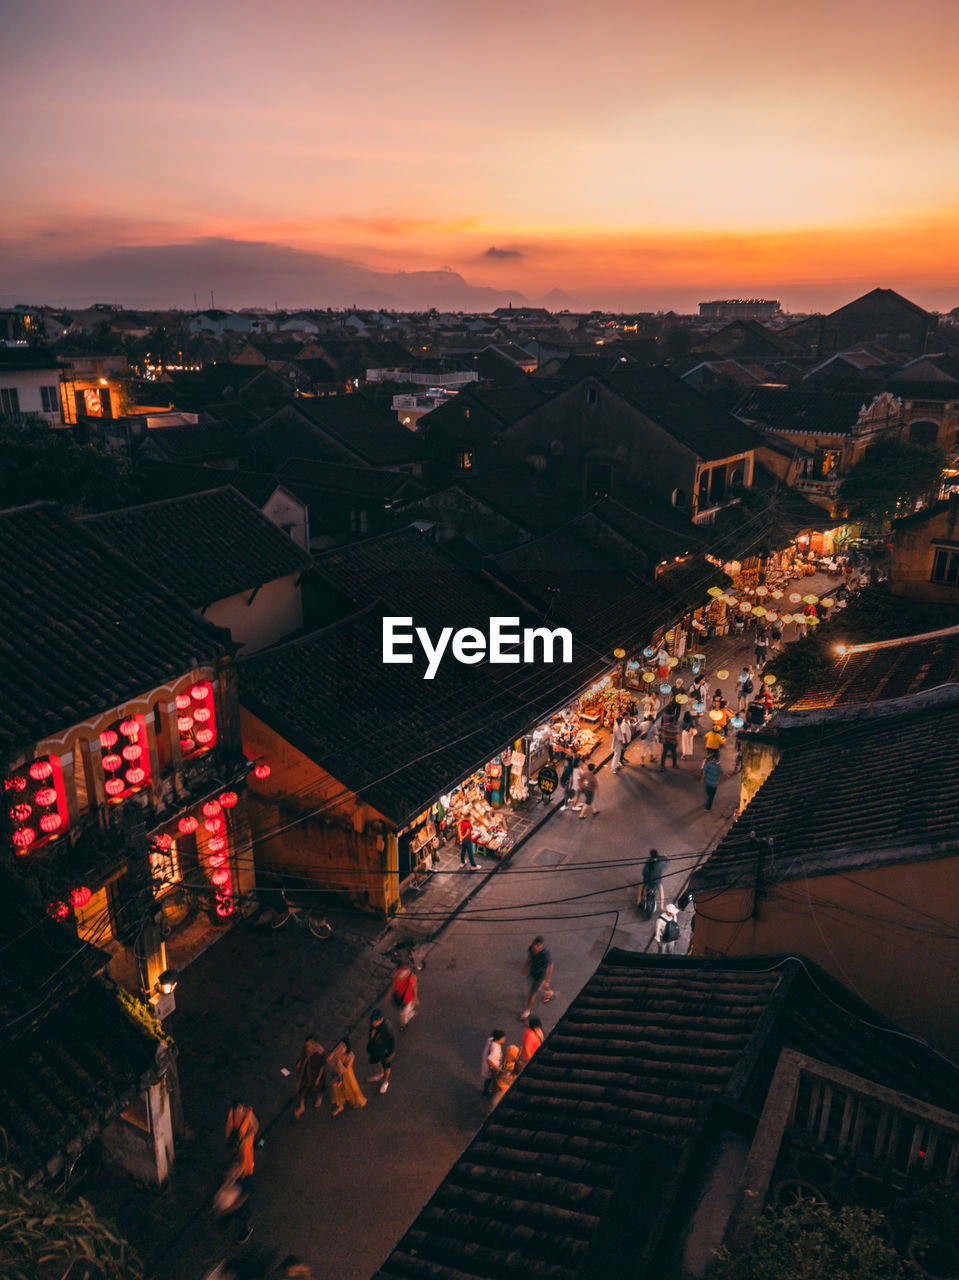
[{"x1": 89, "y1": 570, "x2": 840, "y2": 1279}]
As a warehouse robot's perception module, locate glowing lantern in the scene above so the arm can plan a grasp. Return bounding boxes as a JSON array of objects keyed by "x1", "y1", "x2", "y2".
[
  {"x1": 13, "y1": 827, "x2": 36, "y2": 849},
  {"x1": 99, "y1": 730, "x2": 119, "y2": 749},
  {"x1": 692, "y1": 702, "x2": 706, "y2": 714},
  {"x1": 740, "y1": 602, "x2": 753, "y2": 614},
  {"x1": 806, "y1": 615, "x2": 820, "y2": 627},
  {"x1": 205, "y1": 816, "x2": 224, "y2": 834},
  {"x1": 34, "y1": 788, "x2": 57, "y2": 807},
  {"x1": 193, "y1": 706, "x2": 211, "y2": 723},
  {"x1": 764, "y1": 673, "x2": 777, "y2": 685},
  {"x1": 752, "y1": 605, "x2": 767, "y2": 617},
  {"x1": 642, "y1": 671, "x2": 655, "y2": 684},
  {"x1": 717, "y1": 669, "x2": 729, "y2": 680},
  {"x1": 209, "y1": 852, "x2": 227, "y2": 868},
  {"x1": 177, "y1": 716, "x2": 194, "y2": 734},
  {"x1": 202, "y1": 800, "x2": 222, "y2": 818},
  {"x1": 29, "y1": 760, "x2": 53, "y2": 781},
  {"x1": 71, "y1": 886, "x2": 92, "y2": 908},
  {"x1": 211, "y1": 868, "x2": 230, "y2": 886},
  {"x1": 195, "y1": 728, "x2": 214, "y2": 745},
  {"x1": 765, "y1": 611, "x2": 778, "y2": 622},
  {"x1": 121, "y1": 744, "x2": 142, "y2": 762},
  {"x1": 105, "y1": 778, "x2": 126, "y2": 796},
  {"x1": 771, "y1": 589, "x2": 784, "y2": 599},
  {"x1": 102, "y1": 753, "x2": 122, "y2": 772},
  {"x1": 191, "y1": 683, "x2": 209, "y2": 701},
  {"x1": 175, "y1": 693, "x2": 192, "y2": 710},
  {"x1": 8, "y1": 775, "x2": 27, "y2": 792},
  {"x1": 667, "y1": 656, "x2": 679, "y2": 668},
  {"x1": 822, "y1": 597, "x2": 835, "y2": 608},
  {"x1": 707, "y1": 586, "x2": 724, "y2": 597},
  {"x1": 660, "y1": 682, "x2": 672, "y2": 694},
  {"x1": 216, "y1": 900, "x2": 235, "y2": 918},
  {"x1": 178, "y1": 815, "x2": 199, "y2": 835},
  {"x1": 119, "y1": 719, "x2": 139, "y2": 738},
  {"x1": 780, "y1": 613, "x2": 793, "y2": 624},
  {"x1": 11, "y1": 803, "x2": 32, "y2": 822},
  {"x1": 208, "y1": 836, "x2": 228, "y2": 854},
  {"x1": 756, "y1": 585, "x2": 769, "y2": 596},
  {"x1": 730, "y1": 715, "x2": 745, "y2": 729},
  {"x1": 674, "y1": 693, "x2": 689, "y2": 705},
  {"x1": 643, "y1": 646, "x2": 656, "y2": 659},
  {"x1": 155, "y1": 834, "x2": 174, "y2": 850},
  {"x1": 803, "y1": 594, "x2": 819, "y2": 605},
  {"x1": 47, "y1": 900, "x2": 70, "y2": 921},
  {"x1": 789, "y1": 592, "x2": 803, "y2": 603},
  {"x1": 252, "y1": 765, "x2": 270, "y2": 781},
  {"x1": 125, "y1": 767, "x2": 146, "y2": 786},
  {"x1": 219, "y1": 791, "x2": 239, "y2": 807},
  {"x1": 709, "y1": 709, "x2": 724, "y2": 723}
]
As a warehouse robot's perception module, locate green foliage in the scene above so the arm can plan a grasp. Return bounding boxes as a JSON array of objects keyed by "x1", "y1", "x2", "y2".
[
  {"x1": 841, "y1": 438, "x2": 946, "y2": 529},
  {"x1": 715, "y1": 1198, "x2": 921, "y2": 1280},
  {"x1": 0, "y1": 1159, "x2": 143, "y2": 1279},
  {"x1": 100, "y1": 977, "x2": 172, "y2": 1047},
  {"x1": 0, "y1": 421, "x2": 135, "y2": 514}
]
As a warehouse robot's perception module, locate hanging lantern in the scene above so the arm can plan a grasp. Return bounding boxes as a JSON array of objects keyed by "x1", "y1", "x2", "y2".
[
  {"x1": 175, "y1": 693, "x2": 192, "y2": 711},
  {"x1": 12, "y1": 827, "x2": 36, "y2": 849},
  {"x1": 659, "y1": 682, "x2": 672, "y2": 694},
  {"x1": 7, "y1": 775, "x2": 27, "y2": 792},
  {"x1": 674, "y1": 693, "x2": 689, "y2": 705},
  {"x1": 707, "y1": 585, "x2": 724, "y2": 597},
  {"x1": 105, "y1": 778, "x2": 126, "y2": 797},
  {"x1": 692, "y1": 701, "x2": 706, "y2": 714},
  {"x1": 789, "y1": 592, "x2": 803, "y2": 603},
  {"x1": 193, "y1": 706, "x2": 211, "y2": 723},
  {"x1": 195, "y1": 728, "x2": 214, "y2": 745},
  {"x1": 208, "y1": 835, "x2": 228, "y2": 853},
  {"x1": 765, "y1": 610, "x2": 778, "y2": 622},
  {"x1": 709, "y1": 709, "x2": 724, "y2": 723},
  {"x1": 771, "y1": 589, "x2": 784, "y2": 599},
  {"x1": 29, "y1": 760, "x2": 53, "y2": 781},
  {"x1": 177, "y1": 716, "x2": 194, "y2": 734},
  {"x1": 740, "y1": 602, "x2": 753, "y2": 614},
  {"x1": 125, "y1": 767, "x2": 146, "y2": 786},
  {"x1": 717, "y1": 669, "x2": 729, "y2": 680},
  {"x1": 219, "y1": 791, "x2": 239, "y2": 807},
  {"x1": 756, "y1": 585, "x2": 769, "y2": 597},
  {"x1": 11, "y1": 802, "x2": 32, "y2": 822},
  {"x1": 780, "y1": 613, "x2": 793, "y2": 624},
  {"x1": 209, "y1": 852, "x2": 227, "y2": 868},
  {"x1": 730, "y1": 715, "x2": 745, "y2": 729},
  {"x1": 99, "y1": 729, "x2": 118, "y2": 749},
  {"x1": 102, "y1": 753, "x2": 122, "y2": 772},
  {"x1": 215, "y1": 899, "x2": 235, "y2": 918},
  {"x1": 70, "y1": 886, "x2": 92, "y2": 909},
  {"x1": 667, "y1": 656, "x2": 679, "y2": 668},
  {"x1": 121, "y1": 744, "x2": 142, "y2": 762},
  {"x1": 119, "y1": 719, "x2": 139, "y2": 738},
  {"x1": 752, "y1": 605, "x2": 767, "y2": 618},
  {"x1": 202, "y1": 800, "x2": 222, "y2": 818},
  {"x1": 642, "y1": 671, "x2": 655, "y2": 684},
  {"x1": 191, "y1": 683, "x2": 210, "y2": 701},
  {"x1": 806, "y1": 615, "x2": 820, "y2": 627},
  {"x1": 803, "y1": 594, "x2": 819, "y2": 605},
  {"x1": 643, "y1": 646, "x2": 656, "y2": 659},
  {"x1": 178, "y1": 815, "x2": 199, "y2": 835},
  {"x1": 821, "y1": 597, "x2": 835, "y2": 608},
  {"x1": 155, "y1": 833, "x2": 174, "y2": 850},
  {"x1": 34, "y1": 787, "x2": 57, "y2": 807},
  {"x1": 47, "y1": 900, "x2": 70, "y2": 921},
  {"x1": 764, "y1": 673, "x2": 777, "y2": 685},
  {"x1": 211, "y1": 868, "x2": 230, "y2": 886},
  {"x1": 205, "y1": 816, "x2": 224, "y2": 834}
]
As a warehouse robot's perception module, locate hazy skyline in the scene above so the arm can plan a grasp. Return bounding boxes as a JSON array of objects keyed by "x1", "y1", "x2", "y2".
[{"x1": 4, "y1": 0, "x2": 959, "y2": 312}]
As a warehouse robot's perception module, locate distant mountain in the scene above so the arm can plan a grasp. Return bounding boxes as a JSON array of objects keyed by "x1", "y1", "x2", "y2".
[
  {"x1": 536, "y1": 287, "x2": 580, "y2": 311},
  {"x1": 0, "y1": 237, "x2": 530, "y2": 312}
]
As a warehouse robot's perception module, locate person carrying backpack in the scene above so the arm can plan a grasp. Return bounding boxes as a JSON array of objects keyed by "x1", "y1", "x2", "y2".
[{"x1": 655, "y1": 904, "x2": 681, "y2": 954}]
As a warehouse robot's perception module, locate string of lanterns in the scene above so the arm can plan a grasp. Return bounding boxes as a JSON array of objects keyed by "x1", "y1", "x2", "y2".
[{"x1": 6, "y1": 756, "x2": 67, "y2": 852}]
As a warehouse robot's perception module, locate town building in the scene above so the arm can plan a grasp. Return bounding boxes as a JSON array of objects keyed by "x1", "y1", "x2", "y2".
[
  {"x1": 699, "y1": 298, "x2": 781, "y2": 320},
  {"x1": 0, "y1": 345, "x2": 64, "y2": 424},
  {"x1": 889, "y1": 497, "x2": 959, "y2": 600}
]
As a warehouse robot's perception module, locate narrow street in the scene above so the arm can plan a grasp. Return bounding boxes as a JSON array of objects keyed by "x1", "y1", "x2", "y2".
[{"x1": 110, "y1": 573, "x2": 839, "y2": 1279}]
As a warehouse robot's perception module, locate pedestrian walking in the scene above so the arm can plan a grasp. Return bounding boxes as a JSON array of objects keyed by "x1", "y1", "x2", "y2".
[
  {"x1": 701, "y1": 750, "x2": 724, "y2": 811},
  {"x1": 481, "y1": 1029, "x2": 505, "y2": 1097},
  {"x1": 367, "y1": 1008, "x2": 395, "y2": 1094},
  {"x1": 458, "y1": 814, "x2": 477, "y2": 870},
  {"x1": 520, "y1": 936, "x2": 554, "y2": 1020},
  {"x1": 655, "y1": 904, "x2": 681, "y2": 954},
  {"x1": 328, "y1": 1038, "x2": 366, "y2": 1115},
  {"x1": 737, "y1": 666, "x2": 754, "y2": 714},
  {"x1": 225, "y1": 1102, "x2": 258, "y2": 1177},
  {"x1": 491, "y1": 1044, "x2": 521, "y2": 1107},
  {"x1": 754, "y1": 629, "x2": 768, "y2": 668},
  {"x1": 680, "y1": 709, "x2": 697, "y2": 759},
  {"x1": 213, "y1": 1156, "x2": 254, "y2": 1244},
  {"x1": 293, "y1": 1037, "x2": 326, "y2": 1117},
  {"x1": 573, "y1": 762, "x2": 599, "y2": 817},
  {"x1": 611, "y1": 716, "x2": 626, "y2": 772},
  {"x1": 636, "y1": 715, "x2": 657, "y2": 766},
  {"x1": 390, "y1": 958, "x2": 419, "y2": 1029},
  {"x1": 639, "y1": 848, "x2": 667, "y2": 914},
  {"x1": 770, "y1": 620, "x2": 782, "y2": 652},
  {"x1": 620, "y1": 713, "x2": 633, "y2": 763},
  {"x1": 521, "y1": 1015, "x2": 545, "y2": 1065},
  {"x1": 658, "y1": 712, "x2": 680, "y2": 770}
]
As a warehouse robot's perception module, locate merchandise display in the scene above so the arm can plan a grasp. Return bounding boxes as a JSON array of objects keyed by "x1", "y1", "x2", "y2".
[{"x1": 445, "y1": 776, "x2": 513, "y2": 858}]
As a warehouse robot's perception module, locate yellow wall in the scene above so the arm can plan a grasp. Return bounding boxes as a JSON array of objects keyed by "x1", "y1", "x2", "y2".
[
  {"x1": 691, "y1": 855, "x2": 959, "y2": 1059},
  {"x1": 890, "y1": 503, "x2": 959, "y2": 602},
  {"x1": 241, "y1": 709, "x2": 399, "y2": 916}
]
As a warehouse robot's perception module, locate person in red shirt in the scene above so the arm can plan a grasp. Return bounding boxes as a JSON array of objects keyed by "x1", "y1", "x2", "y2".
[
  {"x1": 521, "y1": 1015, "x2": 544, "y2": 1064},
  {"x1": 457, "y1": 816, "x2": 477, "y2": 870}
]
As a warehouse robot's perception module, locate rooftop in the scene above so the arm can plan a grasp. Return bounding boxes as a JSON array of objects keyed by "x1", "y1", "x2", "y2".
[{"x1": 786, "y1": 625, "x2": 959, "y2": 712}]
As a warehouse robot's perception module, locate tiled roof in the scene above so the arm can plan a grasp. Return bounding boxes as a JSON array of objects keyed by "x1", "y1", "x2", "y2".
[
  {"x1": 588, "y1": 496, "x2": 710, "y2": 564},
  {"x1": 255, "y1": 397, "x2": 429, "y2": 467},
  {"x1": 0, "y1": 504, "x2": 231, "y2": 754},
  {"x1": 135, "y1": 459, "x2": 286, "y2": 507},
  {"x1": 693, "y1": 698, "x2": 959, "y2": 890},
  {"x1": 139, "y1": 419, "x2": 248, "y2": 462},
  {"x1": 373, "y1": 950, "x2": 959, "y2": 1280},
  {"x1": 275, "y1": 458, "x2": 424, "y2": 499},
  {"x1": 602, "y1": 367, "x2": 763, "y2": 461},
  {"x1": 84, "y1": 487, "x2": 311, "y2": 608},
  {"x1": 736, "y1": 387, "x2": 865, "y2": 436},
  {"x1": 787, "y1": 626, "x2": 959, "y2": 711},
  {"x1": 0, "y1": 346, "x2": 60, "y2": 371},
  {"x1": 460, "y1": 469, "x2": 584, "y2": 534}
]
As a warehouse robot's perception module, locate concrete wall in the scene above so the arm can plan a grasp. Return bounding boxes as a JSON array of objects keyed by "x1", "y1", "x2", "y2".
[
  {"x1": 690, "y1": 854, "x2": 959, "y2": 1059},
  {"x1": 261, "y1": 488, "x2": 310, "y2": 552},
  {"x1": 890, "y1": 503, "x2": 959, "y2": 602},
  {"x1": 0, "y1": 367, "x2": 62, "y2": 422},
  {"x1": 204, "y1": 574, "x2": 303, "y2": 654}
]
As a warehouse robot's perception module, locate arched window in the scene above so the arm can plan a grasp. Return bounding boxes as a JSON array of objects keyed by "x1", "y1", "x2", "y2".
[
  {"x1": 910, "y1": 420, "x2": 939, "y2": 446},
  {"x1": 672, "y1": 488, "x2": 686, "y2": 508},
  {"x1": 730, "y1": 468, "x2": 744, "y2": 488}
]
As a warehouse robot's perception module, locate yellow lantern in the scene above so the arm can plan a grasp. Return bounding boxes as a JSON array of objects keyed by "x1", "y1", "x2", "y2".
[
  {"x1": 753, "y1": 605, "x2": 767, "y2": 617},
  {"x1": 709, "y1": 708, "x2": 724, "y2": 723},
  {"x1": 674, "y1": 693, "x2": 689, "y2": 704},
  {"x1": 763, "y1": 673, "x2": 777, "y2": 685},
  {"x1": 642, "y1": 671, "x2": 655, "y2": 683},
  {"x1": 806, "y1": 615, "x2": 820, "y2": 626},
  {"x1": 707, "y1": 585, "x2": 723, "y2": 597},
  {"x1": 780, "y1": 613, "x2": 793, "y2": 624},
  {"x1": 717, "y1": 669, "x2": 729, "y2": 680},
  {"x1": 803, "y1": 594, "x2": 819, "y2": 605},
  {"x1": 789, "y1": 592, "x2": 802, "y2": 603},
  {"x1": 667, "y1": 656, "x2": 679, "y2": 668},
  {"x1": 821, "y1": 597, "x2": 834, "y2": 608}
]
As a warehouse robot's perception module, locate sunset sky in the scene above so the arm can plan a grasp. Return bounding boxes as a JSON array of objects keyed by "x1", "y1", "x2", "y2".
[{"x1": 4, "y1": 0, "x2": 959, "y2": 312}]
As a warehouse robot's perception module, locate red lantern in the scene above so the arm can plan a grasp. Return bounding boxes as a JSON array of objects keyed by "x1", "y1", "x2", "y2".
[
  {"x1": 175, "y1": 693, "x2": 192, "y2": 711},
  {"x1": 29, "y1": 760, "x2": 53, "y2": 781},
  {"x1": 40, "y1": 813, "x2": 62, "y2": 833},
  {"x1": 34, "y1": 788, "x2": 57, "y2": 807},
  {"x1": 105, "y1": 778, "x2": 126, "y2": 797},
  {"x1": 204, "y1": 816, "x2": 224, "y2": 833},
  {"x1": 102, "y1": 753, "x2": 122, "y2": 772},
  {"x1": 195, "y1": 728, "x2": 214, "y2": 746},
  {"x1": 121, "y1": 744, "x2": 142, "y2": 762},
  {"x1": 253, "y1": 764, "x2": 271, "y2": 780},
  {"x1": 177, "y1": 716, "x2": 194, "y2": 734},
  {"x1": 211, "y1": 868, "x2": 230, "y2": 886},
  {"x1": 191, "y1": 683, "x2": 209, "y2": 701},
  {"x1": 209, "y1": 852, "x2": 227, "y2": 868},
  {"x1": 125, "y1": 767, "x2": 146, "y2": 786},
  {"x1": 202, "y1": 800, "x2": 222, "y2": 818},
  {"x1": 155, "y1": 833, "x2": 174, "y2": 850},
  {"x1": 11, "y1": 803, "x2": 32, "y2": 822},
  {"x1": 13, "y1": 827, "x2": 36, "y2": 850},
  {"x1": 119, "y1": 719, "x2": 139, "y2": 738},
  {"x1": 215, "y1": 899, "x2": 235, "y2": 918},
  {"x1": 219, "y1": 791, "x2": 238, "y2": 808},
  {"x1": 208, "y1": 835, "x2": 228, "y2": 854},
  {"x1": 193, "y1": 706, "x2": 211, "y2": 723},
  {"x1": 70, "y1": 886, "x2": 92, "y2": 909},
  {"x1": 7, "y1": 775, "x2": 27, "y2": 792},
  {"x1": 47, "y1": 900, "x2": 70, "y2": 921},
  {"x1": 178, "y1": 815, "x2": 199, "y2": 835},
  {"x1": 99, "y1": 730, "x2": 118, "y2": 749}
]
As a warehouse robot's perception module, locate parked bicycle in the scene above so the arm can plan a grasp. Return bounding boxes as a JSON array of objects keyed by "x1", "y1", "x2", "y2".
[{"x1": 247, "y1": 888, "x2": 331, "y2": 938}]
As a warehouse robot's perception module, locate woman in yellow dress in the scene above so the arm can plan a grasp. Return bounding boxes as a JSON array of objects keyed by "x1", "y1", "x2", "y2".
[{"x1": 327, "y1": 1038, "x2": 366, "y2": 1115}]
